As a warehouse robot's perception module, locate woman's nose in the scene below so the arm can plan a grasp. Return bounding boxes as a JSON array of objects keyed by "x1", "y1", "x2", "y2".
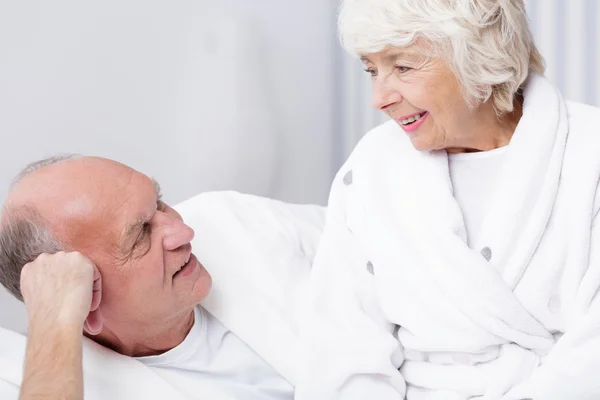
[{"x1": 371, "y1": 78, "x2": 403, "y2": 110}]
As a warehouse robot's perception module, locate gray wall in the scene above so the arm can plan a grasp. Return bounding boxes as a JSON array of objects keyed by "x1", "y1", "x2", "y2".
[{"x1": 0, "y1": 0, "x2": 337, "y2": 332}]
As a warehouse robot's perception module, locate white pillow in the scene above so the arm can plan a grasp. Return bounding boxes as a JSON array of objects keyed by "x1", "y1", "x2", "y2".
[
  {"x1": 174, "y1": 191, "x2": 326, "y2": 335},
  {"x1": 0, "y1": 288, "x2": 26, "y2": 333},
  {"x1": 174, "y1": 191, "x2": 326, "y2": 383}
]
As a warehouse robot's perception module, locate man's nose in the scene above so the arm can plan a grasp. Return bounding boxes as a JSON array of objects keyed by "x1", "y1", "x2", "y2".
[{"x1": 160, "y1": 213, "x2": 195, "y2": 250}]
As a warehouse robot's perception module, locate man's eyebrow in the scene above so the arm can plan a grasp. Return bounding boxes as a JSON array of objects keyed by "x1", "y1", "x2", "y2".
[
  {"x1": 121, "y1": 178, "x2": 163, "y2": 244},
  {"x1": 152, "y1": 178, "x2": 163, "y2": 202}
]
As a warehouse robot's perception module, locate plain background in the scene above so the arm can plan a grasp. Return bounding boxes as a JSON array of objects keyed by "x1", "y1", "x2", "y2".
[
  {"x1": 1, "y1": 0, "x2": 599, "y2": 332},
  {"x1": 0, "y1": 0, "x2": 337, "y2": 333}
]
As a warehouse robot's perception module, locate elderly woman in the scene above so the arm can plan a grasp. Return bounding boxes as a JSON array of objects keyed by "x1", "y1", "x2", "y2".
[{"x1": 297, "y1": 0, "x2": 600, "y2": 399}]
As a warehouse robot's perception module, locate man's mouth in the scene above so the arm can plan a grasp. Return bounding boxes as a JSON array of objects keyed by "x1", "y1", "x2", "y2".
[{"x1": 173, "y1": 253, "x2": 192, "y2": 278}]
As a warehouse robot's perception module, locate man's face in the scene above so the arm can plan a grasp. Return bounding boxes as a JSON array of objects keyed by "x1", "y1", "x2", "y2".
[
  {"x1": 11, "y1": 158, "x2": 212, "y2": 332},
  {"x1": 84, "y1": 172, "x2": 212, "y2": 331}
]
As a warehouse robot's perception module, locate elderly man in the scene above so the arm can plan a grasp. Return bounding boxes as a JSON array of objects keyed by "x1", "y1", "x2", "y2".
[{"x1": 0, "y1": 155, "x2": 322, "y2": 400}]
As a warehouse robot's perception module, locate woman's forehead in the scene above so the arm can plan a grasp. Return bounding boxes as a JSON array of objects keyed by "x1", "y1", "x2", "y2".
[{"x1": 360, "y1": 46, "x2": 426, "y2": 64}]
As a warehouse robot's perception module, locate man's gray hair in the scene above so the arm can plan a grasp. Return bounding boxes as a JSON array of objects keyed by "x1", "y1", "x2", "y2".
[
  {"x1": 0, "y1": 154, "x2": 79, "y2": 301},
  {"x1": 0, "y1": 208, "x2": 63, "y2": 301},
  {"x1": 11, "y1": 153, "x2": 81, "y2": 187}
]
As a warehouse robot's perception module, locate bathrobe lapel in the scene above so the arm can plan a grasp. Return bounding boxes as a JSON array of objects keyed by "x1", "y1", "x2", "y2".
[{"x1": 359, "y1": 74, "x2": 566, "y2": 352}]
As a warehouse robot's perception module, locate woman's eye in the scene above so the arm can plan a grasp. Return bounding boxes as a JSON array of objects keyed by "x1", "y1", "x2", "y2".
[
  {"x1": 364, "y1": 68, "x2": 377, "y2": 77},
  {"x1": 396, "y1": 66, "x2": 413, "y2": 73}
]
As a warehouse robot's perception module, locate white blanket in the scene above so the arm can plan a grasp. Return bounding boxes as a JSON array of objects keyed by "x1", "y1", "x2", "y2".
[
  {"x1": 297, "y1": 74, "x2": 600, "y2": 400},
  {"x1": 0, "y1": 328, "x2": 233, "y2": 400},
  {"x1": 0, "y1": 191, "x2": 325, "y2": 399}
]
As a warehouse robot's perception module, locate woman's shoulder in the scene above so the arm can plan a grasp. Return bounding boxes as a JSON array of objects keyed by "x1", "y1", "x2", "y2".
[
  {"x1": 561, "y1": 101, "x2": 600, "y2": 219},
  {"x1": 565, "y1": 101, "x2": 600, "y2": 146},
  {"x1": 329, "y1": 120, "x2": 405, "y2": 189},
  {"x1": 346, "y1": 120, "x2": 415, "y2": 163},
  {"x1": 562, "y1": 101, "x2": 600, "y2": 176}
]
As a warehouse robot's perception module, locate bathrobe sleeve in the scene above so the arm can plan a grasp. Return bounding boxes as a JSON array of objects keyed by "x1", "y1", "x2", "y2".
[
  {"x1": 295, "y1": 170, "x2": 406, "y2": 400},
  {"x1": 504, "y1": 217, "x2": 600, "y2": 400}
]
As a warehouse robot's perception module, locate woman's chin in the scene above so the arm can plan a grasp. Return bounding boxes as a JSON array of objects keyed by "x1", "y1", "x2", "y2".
[{"x1": 409, "y1": 136, "x2": 436, "y2": 152}]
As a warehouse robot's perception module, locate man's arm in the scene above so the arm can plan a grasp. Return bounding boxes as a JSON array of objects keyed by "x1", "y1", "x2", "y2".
[
  {"x1": 18, "y1": 252, "x2": 103, "y2": 400},
  {"x1": 20, "y1": 324, "x2": 83, "y2": 400}
]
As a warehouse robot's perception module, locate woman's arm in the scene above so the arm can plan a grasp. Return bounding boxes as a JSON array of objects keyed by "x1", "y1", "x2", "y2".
[
  {"x1": 295, "y1": 171, "x2": 406, "y2": 400},
  {"x1": 504, "y1": 219, "x2": 600, "y2": 400}
]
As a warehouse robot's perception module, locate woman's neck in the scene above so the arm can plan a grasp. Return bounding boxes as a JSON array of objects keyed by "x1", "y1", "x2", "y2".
[{"x1": 446, "y1": 99, "x2": 523, "y2": 154}]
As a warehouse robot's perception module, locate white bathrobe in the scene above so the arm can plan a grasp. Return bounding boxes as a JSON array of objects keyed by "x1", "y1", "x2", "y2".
[
  {"x1": 296, "y1": 74, "x2": 600, "y2": 400},
  {"x1": 0, "y1": 192, "x2": 325, "y2": 400}
]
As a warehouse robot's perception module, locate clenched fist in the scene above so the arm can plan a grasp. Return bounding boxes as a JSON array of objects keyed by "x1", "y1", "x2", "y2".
[{"x1": 20, "y1": 251, "x2": 103, "y2": 335}]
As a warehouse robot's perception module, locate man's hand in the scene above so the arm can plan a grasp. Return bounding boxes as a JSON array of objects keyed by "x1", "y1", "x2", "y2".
[
  {"x1": 20, "y1": 251, "x2": 103, "y2": 335},
  {"x1": 18, "y1": 251, "x2": 103, "y2": 400}
]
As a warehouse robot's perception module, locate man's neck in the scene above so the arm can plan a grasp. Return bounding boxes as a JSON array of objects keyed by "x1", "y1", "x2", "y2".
[{"x1": 87, "y1": 310, "x2": 195, "y2": 357}]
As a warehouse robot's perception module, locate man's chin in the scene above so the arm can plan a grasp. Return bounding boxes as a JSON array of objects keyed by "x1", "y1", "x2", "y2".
[{"x1": 189, "y1": 266, "x2": 213, "y2": 305}]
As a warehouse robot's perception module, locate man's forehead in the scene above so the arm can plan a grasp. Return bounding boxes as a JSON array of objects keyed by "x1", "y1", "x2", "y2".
[
  {"x1": 3, "y1": 159, "x2": 163, "y2": 252},
  {"x1": 127, "y1": 176, "x2": 163, "y2": 220}
]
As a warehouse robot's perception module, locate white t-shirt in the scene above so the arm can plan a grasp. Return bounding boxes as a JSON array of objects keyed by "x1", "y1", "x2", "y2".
[
  {"x1": 136, "y1": 307, "x2": 294, "y2": 400},
  {"x1": 448, "y1": 146, "x2": 509, "y2": 248}
]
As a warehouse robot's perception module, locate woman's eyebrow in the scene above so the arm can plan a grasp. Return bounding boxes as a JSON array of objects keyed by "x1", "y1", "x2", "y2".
[{"x1": 360, "y1": 51, "x2": 419, "y2": 65}]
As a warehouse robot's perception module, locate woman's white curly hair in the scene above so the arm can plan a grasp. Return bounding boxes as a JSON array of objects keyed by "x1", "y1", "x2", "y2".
[{"x1": 339, "y1": 0, "x2": 545, "y2": 116}]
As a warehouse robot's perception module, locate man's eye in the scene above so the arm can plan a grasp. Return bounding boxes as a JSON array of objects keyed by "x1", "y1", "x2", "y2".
[{"x1": 133, "y1": 223, "x2": 151, "y2": 249}]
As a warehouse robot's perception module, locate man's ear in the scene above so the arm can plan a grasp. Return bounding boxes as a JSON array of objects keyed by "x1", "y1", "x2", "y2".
[
  {"x1": 84, "y1": 309, "x2": 104, "y2": 336},
  {"x1": 84, "y1": 263, "x2": 103, "y2": 335}
]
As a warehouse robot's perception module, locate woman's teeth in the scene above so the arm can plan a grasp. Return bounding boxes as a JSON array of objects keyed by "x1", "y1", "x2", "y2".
[{"x1": 401, "y1": 112, "x2": 426, "y2": 125}]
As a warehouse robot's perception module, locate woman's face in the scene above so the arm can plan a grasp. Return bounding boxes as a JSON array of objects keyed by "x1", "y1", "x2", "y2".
[{"x1": 362, "y1": 45, "x2": 486, "y2": 152}]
